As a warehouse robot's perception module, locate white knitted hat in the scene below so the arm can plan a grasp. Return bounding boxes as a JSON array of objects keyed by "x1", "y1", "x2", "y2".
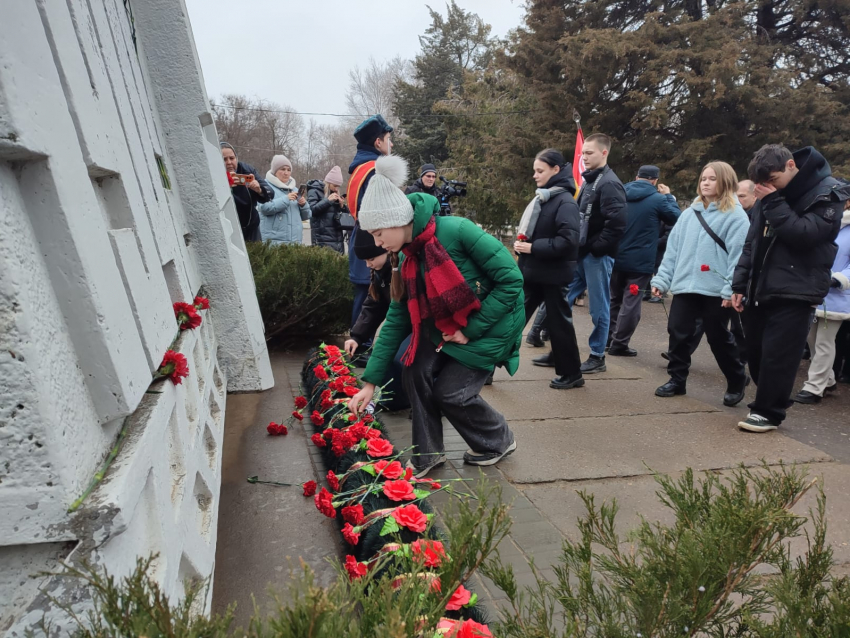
[{"x1": 358, "y1": 155, "x2": 414, "y2": 231}]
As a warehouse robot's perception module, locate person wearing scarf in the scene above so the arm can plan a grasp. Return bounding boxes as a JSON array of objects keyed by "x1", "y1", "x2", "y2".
[
  {"x1": 257, "y1": 155, "x2": 311, "y2": 245},
  {"x1": 347, "y1": 155, "x2": 525, "y2": 477},
  {"x1": 514, "y1": 149, "x2": 584, "y2": 389}
]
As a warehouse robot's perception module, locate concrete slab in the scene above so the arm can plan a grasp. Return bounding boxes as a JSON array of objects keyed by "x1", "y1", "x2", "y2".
[
  {"x1": 212, "y1": 349, "x2": 342, "y2": 627},
  {"x1": 521, "y1": 461, "x2": 850, "y2": 566},
  {"x1": 498, "y1": 411, "x2": 832, "y2": 484}
]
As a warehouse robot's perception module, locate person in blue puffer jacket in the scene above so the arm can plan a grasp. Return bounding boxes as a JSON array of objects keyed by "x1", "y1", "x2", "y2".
[
  {"x1": 794, "y1": 198, "x2": 850, "y2": 403},
  {"x1": 258, "y1": 155, "x2": 311, "y2": 245},
  {"x1": 650, "y1": 161, "x2": 750, "y2": 407}
]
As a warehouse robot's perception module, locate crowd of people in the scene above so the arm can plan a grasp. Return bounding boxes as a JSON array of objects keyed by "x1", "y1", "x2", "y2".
[{"x1": 221, "y1": 115, "x2": 850, "y2": 476}]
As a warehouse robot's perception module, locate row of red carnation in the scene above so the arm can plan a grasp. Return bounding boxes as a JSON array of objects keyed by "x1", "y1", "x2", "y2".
[{"x1": 152, "y1": 296, "x2": 210, "y2": 386}]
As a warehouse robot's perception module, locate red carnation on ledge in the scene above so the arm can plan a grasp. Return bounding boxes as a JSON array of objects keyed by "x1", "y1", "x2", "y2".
[
  {"x1": 302, "y1": 480, "x2": 317, "y2": 497},
  {"x1": 266, "y1": 421, "x2": 288, "y2": 436},
  {"x1": 173, "y1": 302, "x2": 202, "y2": 330},
  {"x1": 341, "y1": 503, "x2": 364, "y2": 526},
  {"x1": 310, "y1": 433, "x2": 326, "y2": 448},
  {"x1": 294, "y1": 396, "x2": 308, "y2": 409},
  {"x1": 313, "y1": 365, "x2": 329, "y2": 381},
  {"x1": 391, "y1": 504, "x2": 428, "y2": 533},
  {"x1": 629, "y1": 284, "x2": 640, "y2": 296},
  {"x1": 342, "y1": 523, "x2": 361, "y2": 545},
  {"x1": 701, "y1": 264, "x2": 710, "y2": 272},
  {"x1": 311, "y1": 411, "x2": 325, "y2": 427},
  {"x1": 314, "y1": 487, "x2": 336, "y2": 518},
  {"x1": 374, "y1": 459, "x2": 404, "y2": 480},
  {"x1": 344, "y1": 555, "x2": 368, "y2": 581},
  {"x1": 383, "y1": 479, "x2": 416, "y2": 502},
  {"x1": 157, "y1": 350, "x2": 189, "y2": 385},
  {"x1": 193, "y1": 295, "x2": 210, "y2": 310},
  {"x1": 411, "y1": 539, "x2": 446, "y2": 568},
  {"x1": 326, "y1": 470, "x2": 340, "y2": 492}
]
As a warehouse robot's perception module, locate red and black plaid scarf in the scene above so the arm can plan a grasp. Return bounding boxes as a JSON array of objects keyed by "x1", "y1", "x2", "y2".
[{"x1": 400, "y1": 216, "x2": 481, "y2": 366}]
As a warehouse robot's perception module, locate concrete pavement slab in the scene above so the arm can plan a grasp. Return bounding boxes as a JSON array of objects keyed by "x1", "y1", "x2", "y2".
[{"x1": 498, "y1": 411, "x2": 832, "y2": 483}]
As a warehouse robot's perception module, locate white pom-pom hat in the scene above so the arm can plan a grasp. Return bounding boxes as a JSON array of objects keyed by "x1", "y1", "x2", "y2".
[{"x1": 358, "y1": 155, "x2": 415, "y2": 231}]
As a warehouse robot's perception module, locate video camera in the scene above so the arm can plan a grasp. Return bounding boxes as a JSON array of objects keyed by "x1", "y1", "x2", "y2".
[{"x1": 437, "y1": 176, "x2": 468, "y2": 216}]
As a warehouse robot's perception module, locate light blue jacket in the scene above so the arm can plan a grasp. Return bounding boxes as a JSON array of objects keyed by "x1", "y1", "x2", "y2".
[
  {"x1": 817, "y1": 211, "x2": 850, "y2": 320},
  {"x1": 258, "y1": 173, "x2": 311, "y2": 245},
  {"x1": 651, "y1": 199, "x2": 749, "y2": 300}
]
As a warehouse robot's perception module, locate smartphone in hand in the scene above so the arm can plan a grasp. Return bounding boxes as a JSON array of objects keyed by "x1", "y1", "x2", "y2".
[
  {"x1": 297, "y1": 184, "x2": 308, "y2": 199},
  {"x1": 231, "y1": 173, "x2": 254, "y2": 185}
]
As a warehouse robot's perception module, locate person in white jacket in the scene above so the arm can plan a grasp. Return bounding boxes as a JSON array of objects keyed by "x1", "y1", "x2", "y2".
[{"x1": 650, "y1": 161, "x2": 750, "y2": 406}]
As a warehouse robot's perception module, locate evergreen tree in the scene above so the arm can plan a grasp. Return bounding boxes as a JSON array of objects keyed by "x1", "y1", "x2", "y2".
[{"x1": 393, "y1": 1, "x2": 495, "y2": 168}]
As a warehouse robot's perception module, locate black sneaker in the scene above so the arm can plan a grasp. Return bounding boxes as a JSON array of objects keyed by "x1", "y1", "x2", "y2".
[
  {"x1": 532, "y1": 352, "x2": 555, "y2": 367},
  {"x1": 550, "y1": 374, "x2": 585, "y2": 389},
  {"x1": 607, "y1": 346, "x2": 637, "y2": 357},
  {"x1": 793, "y1": 390, "x2": 822, "y2": 404},
  {"x1": 404, "y1": 455, "x2": 447, "y2": 478},
  {"x1": 723, "y1": 376, "x2": 750, "y2": 407},
  {"x1": 526, "y1": 331, "x2": 544, "y2": 347},
  {"x1": 580, "y1": 355, "x2": 606, "y2": 374},
  {"x1": 655, "y1": 379, "x2": 686, "y2": 397},
  {"x1": 738, "y1": 413, "x2": 778, "y2": 433},
  {"x1": 463, "y1": 440, "x2": 517, "y2": 466}
]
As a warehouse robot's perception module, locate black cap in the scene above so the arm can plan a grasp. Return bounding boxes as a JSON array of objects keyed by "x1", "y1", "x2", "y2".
[
  {"x1": 637, "y1": 165, "x2": 660, "y2": 179},
  {"x1": 353, "y1": 114, "x2": 394, "y2": 146},
  {"x1": 420, "y1": 163, "x2": 437, "y2": 178},
  {"x1": 353, "y1": 224, "x2": 387, "y2": 260}
]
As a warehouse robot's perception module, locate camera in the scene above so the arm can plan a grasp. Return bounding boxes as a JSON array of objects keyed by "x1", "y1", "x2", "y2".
[{"x1": 437, "y1": 176, "x2": 468, "y2": 216}]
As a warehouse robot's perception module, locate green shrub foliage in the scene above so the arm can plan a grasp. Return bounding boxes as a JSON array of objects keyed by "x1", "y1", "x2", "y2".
[{"x1": 247, "y1": 243, "x2": 353, "y2": 343}]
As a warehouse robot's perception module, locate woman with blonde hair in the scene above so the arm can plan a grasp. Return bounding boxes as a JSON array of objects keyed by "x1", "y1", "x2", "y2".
[{"x1": 650, "y1": 161, "x2": 750, "y2": 406}]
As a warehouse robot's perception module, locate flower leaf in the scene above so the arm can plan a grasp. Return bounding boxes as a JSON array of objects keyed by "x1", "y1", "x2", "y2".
[
  {"x1": 361, "y1": 464, "x2": 376, "y2": 476},
  {"x1": 380, "y1": 516, "x2": 400, "y2": 536},
  {"x1": 414, "y1": 489, "x2": 431, "y2": 500}
]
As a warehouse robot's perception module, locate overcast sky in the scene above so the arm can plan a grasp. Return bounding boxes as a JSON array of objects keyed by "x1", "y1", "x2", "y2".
[{"x1": 184, "y1": 0, "x2": 526, "y2": 128}]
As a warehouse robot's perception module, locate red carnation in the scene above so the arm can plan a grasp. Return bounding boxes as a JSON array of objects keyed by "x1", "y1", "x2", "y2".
[
  {"x1": 411, "y1": 539, "x2": 446, "y2": 568},
  {"x1": 321, "y1": 398, "x2": 334, "y2": 411},
  {"x1": 629, "y1": 284, "x2": 640, "y2": 296},
  {"x1": 365, "y1": 428, "x2": 382, "y2": 440},
  {"x1": 310, "y1": 433, "x2": 326, "y2": 447},
  {"x1": 266, "y1": 421, "x2": 288, "y2": 436},
  {"x1": 331, "y1": 364, "x2": 348, "y2": 375},
  {"x1": 157, "y1": 350, "x2": 189, "y2": 385},
  {"x1": 343, "y1": 385, "x2": 360, "y2": 397},
  {"x1": 294, "y1": 396, "x2": 308, "y2": 409},
  {"x1": 302, "y1": 480, "x2": 317, "y2": 497},
  {"x1": 322, "y1": 428, "x2": 335, "y2": 440},
  {"x1": 311, "y1": 411, "x2": 325, "y2": 427},
  {"x1": 327, "y1": 470, "x2": 340, "y2": 492},
  {"x1": 314, "y1": 365, "x2": 328, "y2": 381},
  {"x1": 321, "y1": 389, "x2": 332, "y2": 401},
  {"x1": 342, "y1": 523, "x2": 361, "y2": 545},
  {"x1": 391, "y1": 504, "x2": 428, "y2": 533},
  {"x1": 362, "y1": 414, "x2": 374, "y2": 423},
  {"x1": 348, "y1": 424, "x2": 368, "y2": 441},
  {"x1": 447, "y1": 584, "x2": 473, "y2": 611},
  {"x1": 331, "y1": 442, "x2": 346, "y2": 457},
  {"x1": 701, "y1": 264, "x2": 710, "y2": 272},
  {"x1": 325, "y1": 344, "x2": 342, "y2": 356},
  {"x1": 366, "y1": 438, "x2": 393, "y2": 458},
  {"x1": 344, "y1": 555, "x2": 368, "y2": 581},
  {"x1": 291, "y1": 411, "x2": 304, "y2": 421},
  {"x1": 173, "y1": 302, "x2": 202, "y2": 330},
  {"x1": 453, "y1": 619, "x2": 493, "y2": 638},
  {"x1": 341, "y1": 504, "x2": 364, "y2": 525},
  {"x1": 383, "y1": 479, "x2": 416, "y2": 502},
  {"x1": 517, "y1": 233, "x2": 528, "y2": 242},
  {"x1": 374, "y1": 460, "x2": 404, "y2": 479},
  {"x1": 193, "y1": 295, "x2": 210, "y2": 310},
  {"x1": 416, "y1": 478, "x2": 442, "y2": 491},
  {"x1": 314, "y1": 487, "x2": 336, "y2": 518}
]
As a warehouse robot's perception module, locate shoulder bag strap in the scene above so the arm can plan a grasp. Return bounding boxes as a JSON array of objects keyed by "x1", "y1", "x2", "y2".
[{"x1": 694, "y1": 209, "x2": 727, "y2": 253}]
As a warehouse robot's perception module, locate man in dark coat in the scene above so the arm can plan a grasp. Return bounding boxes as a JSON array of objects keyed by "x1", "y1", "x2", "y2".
[
  {"x1": 405, "y1": 163, "x2": 441, "y2": 197},
  {"x1": 608, "y1": 165, "x2": 681, "y2": 355},
  {"x1": 220, "y1": 142, "x2": 273, "y2": 242},
  {"x1": 566, "y1": 133, "x2": 627, "y2": 373},
  {"x1": 732, "y1": 144, "x2": 849, "y2": 433}
]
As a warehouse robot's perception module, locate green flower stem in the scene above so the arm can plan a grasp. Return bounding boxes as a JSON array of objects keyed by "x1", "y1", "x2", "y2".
[
  {"x1": 246, "y1": 476, "x2": 302, "y2": 487},
  {"x1": 68, "y1": 420, "x2": 130, "y2": 512}
]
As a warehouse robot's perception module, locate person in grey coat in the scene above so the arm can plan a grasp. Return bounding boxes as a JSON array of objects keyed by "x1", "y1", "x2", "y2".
[{"x1": 258, "y1": 154, "x2": 311, "y2": 245}]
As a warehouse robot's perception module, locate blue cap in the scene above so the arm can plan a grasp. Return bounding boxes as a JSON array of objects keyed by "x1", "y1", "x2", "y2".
[{"x1": 353, "y1": 114, "x2": 394, "y2": 146}]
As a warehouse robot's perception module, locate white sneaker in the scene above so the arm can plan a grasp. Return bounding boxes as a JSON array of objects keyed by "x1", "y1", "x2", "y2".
[
  {"x1": 738, "y1": 413, "x2": 779, "y2": 433},
  {"x1": 404, "y1": 455, "x2": 446, "y2": 479}
]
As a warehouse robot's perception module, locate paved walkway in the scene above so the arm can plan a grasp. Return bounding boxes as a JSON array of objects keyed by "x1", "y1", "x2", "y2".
[{"x1": 213, "y1": 301, "x2": 850, "y2": 625}]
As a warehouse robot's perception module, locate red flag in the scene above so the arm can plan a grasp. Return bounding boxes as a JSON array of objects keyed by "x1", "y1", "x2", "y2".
[{"x1": 573, "y1": 128, "x2": 586, "y2": 197}]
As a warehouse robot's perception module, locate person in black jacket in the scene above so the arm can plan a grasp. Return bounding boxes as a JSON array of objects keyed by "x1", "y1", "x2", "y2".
[
  {"x1": 220, "y1": 142, "x2": 274, "y2": 242},
  {"x1": 405, "y1": 164, "x2": 440, "y2": 197},
  {"x1": 566, "y1": 133, "x2": 628, "y2": 374},
  {"x1": 343, "y1": 229, "x2": 410, "y2": 411},
  {"x1": 514, "y1": 149, "x2": 584, "y2": 390},
  {"x1": 731, "y1": 145, "x2": 849, "y2": 433},
  {"x1": 306, "y1": 166, "x2": 346, "y2": 253}
]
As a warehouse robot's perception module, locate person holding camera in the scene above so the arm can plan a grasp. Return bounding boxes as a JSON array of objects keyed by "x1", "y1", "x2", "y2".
[
  {"x1": 258, "y1": 155, "x2": 311, "y2": 245},
  {"x1": 306, "y1": 166, "x2": 346, "y2": 253},
  {"x1": 515, "y1": 149, "x2": 584, "y2": 390},
  {"x1": 220, "y1": 142, "x2": 274, "y2": 242},
  {"x1": 732, "y1": 145, "x2": 848, "y2": 432},
  {"x1": 405, "y1": 164, "x2": 441, "y2": 197}
]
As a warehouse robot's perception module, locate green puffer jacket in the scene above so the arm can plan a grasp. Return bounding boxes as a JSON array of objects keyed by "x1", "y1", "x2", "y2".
[{"x1": 362, "y1": 193, "x2": 525, "y2": 386}]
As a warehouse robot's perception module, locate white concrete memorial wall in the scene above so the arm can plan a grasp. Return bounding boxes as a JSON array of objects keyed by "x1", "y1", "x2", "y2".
[{"x1": 0, "y1": 0, "x2": 272, "y2": 633}]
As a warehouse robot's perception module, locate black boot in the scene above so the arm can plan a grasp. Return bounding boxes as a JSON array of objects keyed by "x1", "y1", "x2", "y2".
[
  {"x1": 723, "y1": 376, "x2": 750, "y2": 407},
  {"x1": 579, "y1": 355, "x2": 606, "y2": 374},
  {"x1": 655, "y1": 379, "x2": 686, "y2": 397},
  {"x1": 550, "y1": 373, "x2": 585, "y2": 389},
  {"x1": 526, "y1": 329, "x2": 544, "y2": 347},
  {"x1": 532, "y1": 352, "x2": 555, "y2": 367}
]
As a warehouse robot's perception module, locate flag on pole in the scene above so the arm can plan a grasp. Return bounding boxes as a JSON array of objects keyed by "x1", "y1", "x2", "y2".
[{"x1": 573, "y1": 127, "x2": 586, "y2": 198}]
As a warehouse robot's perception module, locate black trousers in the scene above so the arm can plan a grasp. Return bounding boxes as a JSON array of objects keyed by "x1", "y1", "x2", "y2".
[
  {"x1": 524, "y1": 283, "x2": 582, "y2": 377},
  {"x1": 743, "y1": 301, "x2": 814, "y2": 424},
  {"x1": 609, "y1": 270, "x2": 652, "y2": 349},
  {"x1": 666, "y1": 294, "x2": 747, "y2": 388},
  {"x1": 684, "y1": 310, "x2": 747, "y2": 364}
]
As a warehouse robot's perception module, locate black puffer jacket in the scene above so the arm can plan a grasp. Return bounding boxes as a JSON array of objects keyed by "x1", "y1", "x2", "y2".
[
  {"x1": 518, "y1": 170, "x2": 580, "y2": 286},
  {"x1": 306, "y1": 179, "x2": 345, "y2": 253},
  {"x1": 350, "y1": 259, "x2": 392, "y2": 345},
  {"x1": 405, "y1": 179, "x2": 441, "y2": 197},
  {"x1": 232, "y1": 161, "x2": 273, "y2": 242},
  {"x1": 732, "y1": 147, "x2": 849, "y2": 306},
  {"x1": 577, "y1": 165, "x2": 627, "y2": 258}
]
